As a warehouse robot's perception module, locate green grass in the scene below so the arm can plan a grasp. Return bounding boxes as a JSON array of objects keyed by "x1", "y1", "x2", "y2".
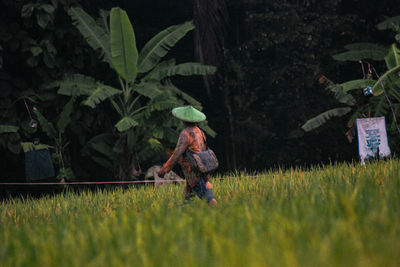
[{"x1": 1, "y1": 160, "x2": 400, "y2": 267}]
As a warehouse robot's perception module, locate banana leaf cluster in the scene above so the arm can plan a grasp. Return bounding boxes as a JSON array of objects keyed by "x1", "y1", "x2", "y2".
[
  {"x1": 46, "y1": 7, "x2": 216, "y2": 179},
  {"x1": 302, "y1": 16, "x2": 400, "y2": 138}
]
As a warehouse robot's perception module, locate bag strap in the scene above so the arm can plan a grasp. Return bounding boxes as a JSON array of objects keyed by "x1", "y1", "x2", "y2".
[
  {"x1": 199, "y1": 128, "x2": 208, "y2": 148},
  {"x1": 185, "y1": 127, "x2": 208, "y2": 158}
]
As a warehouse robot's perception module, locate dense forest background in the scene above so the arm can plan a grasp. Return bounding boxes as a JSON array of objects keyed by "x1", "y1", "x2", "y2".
[{"x1": 1, "y1": 0, "x2": 399, "y2": 180}]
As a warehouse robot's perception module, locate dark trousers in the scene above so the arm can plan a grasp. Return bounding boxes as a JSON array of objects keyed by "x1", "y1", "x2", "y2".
[{"x1": 185, "y1": 179, "x2": 214, "y2": 203}]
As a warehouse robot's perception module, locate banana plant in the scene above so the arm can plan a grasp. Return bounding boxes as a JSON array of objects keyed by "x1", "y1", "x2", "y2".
[
  {"x1": 370, "y1": 44, "x2": 400, "y2": 134},
  {"x1": 301, "y1": 76, "x2": 356, "y2": 132},
  {"x1": 301, "y1": 59, "x2": 397, "y2": 133},
  {"x1": 302, "y1": 16, "x2": 400, "y2": 135},
  {"x1": 50, "y1": 7, "x2": 216, "y2": 179},
  {"x1": 32, "y1": 97, "x2": 75, "y2": 180}
]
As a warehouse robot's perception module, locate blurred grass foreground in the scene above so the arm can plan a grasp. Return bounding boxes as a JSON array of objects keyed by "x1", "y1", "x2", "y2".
[{"x1": 1, "y1": 160, "x2": 399, "y2": 267}]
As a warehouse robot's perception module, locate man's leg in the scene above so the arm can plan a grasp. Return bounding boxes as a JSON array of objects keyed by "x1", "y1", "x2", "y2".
[
  {"x1": 192, "y1": 179, "x2": 217, "y2": 206},
  {"x1": 203, "y1": 174, "x2": 217, "y2": 206},
  {"x1": 183, "y1": 183, "x2": 195, "y2": 204}
]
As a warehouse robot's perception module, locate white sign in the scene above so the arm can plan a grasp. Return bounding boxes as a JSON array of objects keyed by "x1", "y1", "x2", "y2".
[{"x1": 356, "y1": 117, "x2": 391, "y2": 164}]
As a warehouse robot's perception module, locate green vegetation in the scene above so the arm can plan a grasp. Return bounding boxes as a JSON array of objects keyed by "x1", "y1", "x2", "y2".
[
  {"x1": 302, "y1": 16, "x2": 400, "y2": 134},
  {"x1": 48, "y1": 7, "x2": 216, "y2": 179},
  {"x1": 1, "y1": 160, "x2": 399, "y2": 266},
  {"x1": 33, "y1": 97, "x2": 75, "y2": 179},
  {"x1": 3, "y1": 1, "x2": 400, "y2": 174}
]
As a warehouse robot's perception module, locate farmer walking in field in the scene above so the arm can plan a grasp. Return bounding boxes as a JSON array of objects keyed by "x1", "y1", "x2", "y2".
[{"x1": 157, "y1": 106, "x2": 218, "y2": 206}]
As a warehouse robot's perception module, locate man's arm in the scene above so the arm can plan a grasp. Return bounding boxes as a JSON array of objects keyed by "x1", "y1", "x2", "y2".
[{"x1": 158, "y1": 131, "x2": 189, "y2": 177}]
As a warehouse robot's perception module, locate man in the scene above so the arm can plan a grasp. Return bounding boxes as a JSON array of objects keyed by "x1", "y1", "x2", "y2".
[{"x1": 157, "y1": 106, "x2": 217, "y2": 206}]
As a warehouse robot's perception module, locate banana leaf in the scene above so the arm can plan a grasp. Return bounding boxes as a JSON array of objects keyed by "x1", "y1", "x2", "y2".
[
  {"x1": 133, "y1": 82, "x2": 163, "y2": 99},
  {"x1": 372, "y1": 65, "x2": 400, "y2": 96},
  {"x1": 0, "y1": 125, "x2": 19, "y2": 134},
  {"x1": 340, "y1": 79, "x2": 376, "y2": 93},
  {"x1": 138, "y1": 21, "x2": 195, "y2": 73},
  {"x1": 145, "y1": 62, "x2": 216, "y2": 81},
  {"x1": 344, "y1": 42, "x2": 387, "y2": 51},
  {"x1": 384, "y1": 44, "x2": 400, "y2": 69},
  {"x1": 302, "y1": 107, "x2": 352, "y2": 132},
  {"x1": 68, "y1": 7, "x2": 112, "y2": 65},
  {"x1": 333, "y1": 49, "x2": 386, "y2": 61},
  {"x1": 55, "y1": 74, "x2": 98, "y2": 96},
  {"x1": 33, "y1": 109, "x2": 57, "y2": 138},
  {"x1": 57, "y1": 97, "x2": 75, "y2": 134},
  {"x1": 83, "y1": 85, "x2": 121, "y2": 108},
  {"x1": 143, "y1": 59, "x2": 176, "y2": 82},
  {"x1": 376, "y1": 15, "x2": 400, "y2": 30},
  {"x1": 198, "y1": 122, "x2": 217, "y2": 138},
  {"x1": 164, "y1": 83, "x2": 202, "y2": 107},
  {"x1": 115, "y1": 116, "x2": 138, "y2": 132},
  {"x1": 110, "y1": 7, "x2": 138, "y2": 82},
  {"x1": 325, "y1": 83, "x2": 356, "y2": 106}
]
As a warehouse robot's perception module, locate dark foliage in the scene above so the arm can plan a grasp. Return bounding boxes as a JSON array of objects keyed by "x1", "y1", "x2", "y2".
[{"x1": 1, "y1": 0, "x2": 400, "y2": 180}]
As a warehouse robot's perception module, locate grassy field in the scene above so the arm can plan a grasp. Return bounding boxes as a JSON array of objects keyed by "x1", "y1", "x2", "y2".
[{"x1": 1, "y1": 160, "x2": 399, "y2": 267}]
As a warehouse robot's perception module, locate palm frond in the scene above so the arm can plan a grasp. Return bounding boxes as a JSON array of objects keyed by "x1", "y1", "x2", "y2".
[
  {"x1": 137, "y1": 21, "x2": 195, "y2": 73},
  {"x1": 142, "y1": 59, "x2": 176, "y2": 82},
  {"x1": 57, "y1": 97, "x2": 75, "y2": 134},
  {"x1": 376, "y1": 15, "x2": 400, "y2": 30},
  {"x1": 384, "y1": 44, "x2": 400, "y2": 69},
  {"x1": 133, "y1": 82, "x2": 163, "y2": 99},
  {"x1": 198, "y1": 122, "x2": 217, "y2": 137},
  {"x1": 325, "y1": 83, "x2": 356, "y2": 106},
  {"x1": 68, "y1": 7, "x2": 112, "y2": 65},
  {"x1": 148, "y1": 99, "x2": 178, "y2": 112},
  {"x1": 140, "y1": 98, "x2": 178, "y2": 119},
  {"x1": 372, "y1": 65, "x2": 400, "y2": 95},
  {"x1": 83, "y1": 85, "x2": 121, "y2": 108},
  {"x1": 98, "y1": 9, "x2": 110, "y2": 34},
  {"x1": 54, "y1": 74, "x2": 98, "y2": 96},
  {"x1": 33, "y1": 109, "x2": 57, "y2": 138},
  {"x1": 344, "y1": 42, "x2": 387, "y2": 51},
  {"x1": 302, "y1": 107, "x2": 352, "y2": 132},
  {"x1": 145, "y1": 63, "x2": 216, "y2": 81},
  {"x1": 115, "y1": 116, "x2": 138, "y2": 132},
  {"x1": 340, "y1": 79, "x2": 376, "y2": 93},
  {"x1": 163, "y1": 82, "x2": 201, "y2": 107},
  {"x1": 148, "y1": 137, "x2": 163, "y2": 151},
  {"x1": 333, "y1": 50, "x2": 386, "y2": 61}
]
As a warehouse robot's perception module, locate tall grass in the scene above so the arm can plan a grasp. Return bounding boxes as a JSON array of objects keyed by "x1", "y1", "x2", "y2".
[{"x1": 1, "y1": 160, "x2": 399, "y2": 267}]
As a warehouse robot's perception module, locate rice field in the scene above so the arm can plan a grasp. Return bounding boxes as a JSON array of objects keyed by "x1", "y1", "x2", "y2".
[{"x1": 1, "y1": 160, "x2": 400, "y2": 267}]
